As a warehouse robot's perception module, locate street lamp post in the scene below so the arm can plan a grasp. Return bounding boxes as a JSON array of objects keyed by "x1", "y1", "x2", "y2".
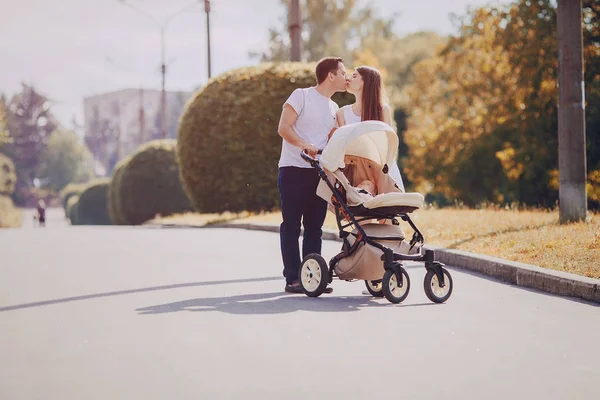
[
  {"x1": 289, "y1": 0, "x2": 301, "y2": 61},
  {"x1": 205, "y1": 0, "x2": 212, "y2": 79},
  {"x1": 118, "y1": 0, "x2": 200, "y2": 139}
]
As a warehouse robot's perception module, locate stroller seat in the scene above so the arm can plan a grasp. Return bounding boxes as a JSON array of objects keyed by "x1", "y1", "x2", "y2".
[{"x1": 361, "y1": 192, "x2": 424, "y2": 212}]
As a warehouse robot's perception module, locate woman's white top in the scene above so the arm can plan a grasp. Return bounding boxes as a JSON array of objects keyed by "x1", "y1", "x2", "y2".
[{"x1": 340, "y1": 105, "x2": 405, "y2": 191}]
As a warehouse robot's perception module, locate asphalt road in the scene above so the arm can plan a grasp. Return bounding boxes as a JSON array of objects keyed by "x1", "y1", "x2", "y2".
[{"x1": 1, "y1": 208, "x2": 598, "y2": 399}]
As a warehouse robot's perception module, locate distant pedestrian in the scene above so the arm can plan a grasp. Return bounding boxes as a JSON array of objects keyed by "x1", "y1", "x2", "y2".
[{"x1": 36, "y1": 199, "x2": 46, "y2": 227}]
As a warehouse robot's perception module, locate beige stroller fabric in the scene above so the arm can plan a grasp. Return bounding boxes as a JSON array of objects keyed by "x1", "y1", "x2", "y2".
[
  {"x1": 313, "y1": 121, "x2": 426, "y2": 281},
  {"x1": 334, "y1": 224, "x2": 422, "y2": 281},
  {"x1": 316, "y1": 155, "x2": 424, "y2": 210},
  {"x1": 316, "y1": 121, "x2": 424, "y2": 211}
]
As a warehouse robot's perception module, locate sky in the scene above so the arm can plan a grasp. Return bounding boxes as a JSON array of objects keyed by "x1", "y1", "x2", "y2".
[{"x1": 0, "y1": 0, "x2": 503, "y2": 128}]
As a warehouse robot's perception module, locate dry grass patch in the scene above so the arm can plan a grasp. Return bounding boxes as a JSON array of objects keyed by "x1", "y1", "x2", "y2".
[
  {"x1": 455, "y1": 213, "x2": 599, "y2": 279},
  {"x1": 148, "y1": 211, "x2": 249, "y2": 226}
]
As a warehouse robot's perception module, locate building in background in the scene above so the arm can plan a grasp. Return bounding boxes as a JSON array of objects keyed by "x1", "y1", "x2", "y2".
[{"x1": 83, "y1": 88, "x2": 192, "y2": 174}]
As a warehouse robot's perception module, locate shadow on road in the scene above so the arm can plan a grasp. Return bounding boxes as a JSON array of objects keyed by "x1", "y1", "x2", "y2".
[
  {"x1": 135, "y1": 292, "x2": 435, "y2": 315},
  {"x1": 0, "y1": 276, "x2": 282, "y2": 312}
]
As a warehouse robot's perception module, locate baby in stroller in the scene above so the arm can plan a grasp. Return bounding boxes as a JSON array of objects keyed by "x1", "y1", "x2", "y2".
[
  {"x1": 355, "y1": 179, "x2": 376, "y2": 198},
  {"x1": 298, "y1": 120, "x2": 454, "y2": 304}
]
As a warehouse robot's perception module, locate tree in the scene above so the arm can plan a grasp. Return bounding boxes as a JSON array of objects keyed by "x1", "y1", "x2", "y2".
[
  {"x1": 404, "y1": 0, "x2": 599, "y2": 208},
  {"x1": 36, "y1": 129, "x2": 96, "y2": 192},
  {"x1": 251, "y1": 0, "x2": 397, "y2": 65},
  {"x1": 0, "y1": 96, "x2": 11, "y2": 148},
  {"x1": 2, "y1": 84, "x2": 59, "y2": 196}
]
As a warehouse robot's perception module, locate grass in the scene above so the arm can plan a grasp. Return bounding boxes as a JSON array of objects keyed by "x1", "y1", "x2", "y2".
[
  {"x1": 0, "y1": 195, "x2": 23, "y2": 228},
  {"x1": 149, "y1": 206, "x2": 599, "y2": 279}
]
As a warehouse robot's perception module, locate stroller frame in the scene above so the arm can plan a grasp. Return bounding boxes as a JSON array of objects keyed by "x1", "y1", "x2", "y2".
[{"x1": 300, "y1": 150, "x2": 453, "y2": 304}]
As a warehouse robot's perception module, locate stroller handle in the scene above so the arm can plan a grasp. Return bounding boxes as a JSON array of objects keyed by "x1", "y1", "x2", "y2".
[{"x1": 300, "y1": 149, "x2": 323, "y2": 164}]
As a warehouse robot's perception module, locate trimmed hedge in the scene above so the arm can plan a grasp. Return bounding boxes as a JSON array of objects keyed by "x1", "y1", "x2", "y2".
[
  {"x1": 107, "y1": 155, "x2": 131, "y2": 225},
  {"x1": 0, "y1": 153, "x2": 16, "y2": 195},
  {"x1": 60, "y1": 183, "x2": 87, "y2": 216},
  {"x1": 75, "y1": 179, "x2": 111, "y2": 225},
  {"x1": 0, "y1": 195, "x2": 21, "y2": 228},
  {"x1": 66, "y1": 195, "x2": 79, "y2": 225},
  {"x1": 177, "y1": 62, "x2": 354, "y2": 213},
  {"x1": 117, "y1": 139, "x2": 192, "y2": 225}
]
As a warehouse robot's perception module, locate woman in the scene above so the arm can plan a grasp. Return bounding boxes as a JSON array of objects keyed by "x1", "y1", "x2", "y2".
[{"x1": 336, "y1": 66, "x2": 405, "y2": 191}]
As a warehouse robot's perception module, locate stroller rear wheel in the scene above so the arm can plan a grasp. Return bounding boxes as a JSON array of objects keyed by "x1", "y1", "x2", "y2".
[
  {"x1": 364, "y1": 280, "x2": 384, "y2": 297},
  {"x1": 423, "y1": 268, "x2": 453, "y2": 303},
  {"x1": 299, "y1": 254, "x2": 329, "y2": 297},
  {"x1": 382, "y1": 267, "x2": 410, "y2": 304}
]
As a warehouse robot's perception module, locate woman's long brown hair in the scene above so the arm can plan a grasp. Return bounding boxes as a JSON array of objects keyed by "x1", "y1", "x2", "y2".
[{"x1": 357, "y1": 66, "x2": 383, "y2": 122}]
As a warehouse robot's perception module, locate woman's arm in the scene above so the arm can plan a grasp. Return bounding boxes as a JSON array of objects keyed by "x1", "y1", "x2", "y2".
[
  {"x1": 336, "y1": 108, "x2": 346, "y2": 127},
  {"x1": 382, "y1": 105, "x2": 393, "y2": 127}
]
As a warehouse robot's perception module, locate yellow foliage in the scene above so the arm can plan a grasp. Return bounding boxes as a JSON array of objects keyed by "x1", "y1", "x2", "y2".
[{"x1": 588, "y1": 170, "x2": 600, "y2": 203}]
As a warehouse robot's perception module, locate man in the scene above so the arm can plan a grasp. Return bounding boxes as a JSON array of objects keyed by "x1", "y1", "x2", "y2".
[{"x1": 276, "y1": 57, "x2": 348, "y2": 293}]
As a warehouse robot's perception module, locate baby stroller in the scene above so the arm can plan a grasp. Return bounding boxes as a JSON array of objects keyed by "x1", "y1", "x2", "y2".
[{"x1": 299, "y1": 120, "x2": 453, "y2": 304}]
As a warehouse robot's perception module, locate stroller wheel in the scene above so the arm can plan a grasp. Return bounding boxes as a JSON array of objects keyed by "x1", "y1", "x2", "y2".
[
  {"x1": 299, "y1": 254, "x2": 329, "y2": 297},
  {"x1": 382, "y1": 267, "x2": 410, "y2": 304},
  {"x1": 423, "y1": 268, "x2": 453, "y2": 303},
  {"x1": 364, "y1": 280, "x2": 384, "y2": 297}
]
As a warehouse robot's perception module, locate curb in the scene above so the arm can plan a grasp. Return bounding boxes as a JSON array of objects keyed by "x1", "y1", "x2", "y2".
[{"x1": 149, "y1": 221, "x2": 600, "y2": 304}]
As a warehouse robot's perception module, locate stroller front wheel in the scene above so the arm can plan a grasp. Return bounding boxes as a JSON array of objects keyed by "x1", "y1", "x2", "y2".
[
  {"x1": 299, "y1": 254, "x2": 329, "y2": 297},
  {"x1": 423, "y1": 267, "x2": 453, "y2": 303},
  {"x1": 382, "y1": 267, "x2": 410, "y2": 304}
]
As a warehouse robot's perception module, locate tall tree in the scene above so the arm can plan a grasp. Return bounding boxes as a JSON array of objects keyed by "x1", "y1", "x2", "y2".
[
  {"x1": 404, "y1": 0, "x2": 599, "y2": 208},
  {"x1": 0, "y1": 96, "x2": 10, "y2": 148},
  {"x1": 251, "y1": 0, "x2": 396, "y2": 64},
  {"x1": 37, "y1": 129, "x2": 95, "y2": 192},
  {"x1": 2, "y1": 84, "x2": 59, "y2": 199}
]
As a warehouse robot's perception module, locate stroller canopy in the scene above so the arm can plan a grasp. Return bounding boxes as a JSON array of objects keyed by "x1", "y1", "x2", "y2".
[{"x1": 320, "y1": 121, "x2": 399, "y2": 172}]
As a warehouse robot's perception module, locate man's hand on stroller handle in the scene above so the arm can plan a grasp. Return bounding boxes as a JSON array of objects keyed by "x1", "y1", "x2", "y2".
[
  {"x1": 301, "y1": 147, "x2": 323, "y2": 163},
  {"x1": 302, "y1": 142, "x2": 319, "y2": 158}
]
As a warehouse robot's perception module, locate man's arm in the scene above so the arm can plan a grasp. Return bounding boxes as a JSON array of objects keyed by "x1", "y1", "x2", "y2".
[{"x1": 277, "y1": 104, "x2": 317, "y2": 156}]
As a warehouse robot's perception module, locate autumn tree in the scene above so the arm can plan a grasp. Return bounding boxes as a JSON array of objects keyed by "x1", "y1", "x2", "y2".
[
  {"x1": 0, "y1": 96, "x2": 10, "y2": 148},
  {"x1": 404, "y1": 0, "x2": 599, "y2": 208}
]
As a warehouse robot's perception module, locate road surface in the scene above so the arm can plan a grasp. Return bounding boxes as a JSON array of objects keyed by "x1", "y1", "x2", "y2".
[{"x1": 1, "y1": 209, "x2": 598, "y2": 399}]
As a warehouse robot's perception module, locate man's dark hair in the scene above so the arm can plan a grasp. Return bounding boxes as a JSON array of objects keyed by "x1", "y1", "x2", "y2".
[{"x1": 315, "y1": 57, "x2": 343, "y2": 84}]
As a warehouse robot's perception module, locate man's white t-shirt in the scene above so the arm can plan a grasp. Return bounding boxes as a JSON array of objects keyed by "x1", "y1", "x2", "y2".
[{"x1": 278, "y1": 86, "x2": 339, "y2": 168}]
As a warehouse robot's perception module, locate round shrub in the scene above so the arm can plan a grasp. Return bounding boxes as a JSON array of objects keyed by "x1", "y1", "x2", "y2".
[
  {"x1": 60, "y1": 183, "x2": 87, "y2": 215},
  {"x1": 107, "y1": 155, "x2": 131, "y2": 225},
  {"x1": 0, "y1": 153, "x2": 16, "y2": 195},
  {"x1": 117, "y1": 139, "x2": 192, "y2": 225},
  {"x1": 0, "y1": 194, "x2": 21, "y2": 228},
  {"x1": 76, "y1": 179, "x2": 111, "y2": 225},
  {"x1": 66, "y1": 195, "x2": 80, "y2": 225},
  {"x1": 177, "y1": 62, "x2": 354, "y2": 213}
]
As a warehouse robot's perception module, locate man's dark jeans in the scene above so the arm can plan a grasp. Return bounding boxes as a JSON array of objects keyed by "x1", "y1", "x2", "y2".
[{"x1": 278, "y1": 166, "x2": 328, "y2": 285}]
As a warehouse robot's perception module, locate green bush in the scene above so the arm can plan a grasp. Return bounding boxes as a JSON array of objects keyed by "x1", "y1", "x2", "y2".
[
  {"x1": 0, "y1": 153, "x2": 16, "y2": 195},
  {"x1": 107, "y1": 155, "x2": 131, "y2": 225},
  {"x1": 117, "y1": 139, "x2": 192, "y2": 225},
  {"x1": 66, "y1": 195, "x2": 79, "y2": 225},
  {"x1": 76, "y1": 179, "x2": 111, "y2": 225},
  {"x1": 177, "y1": 62, "x2": 354, "y2": 213},
  {"x1": 60, "y1": 183, "x2": 87, "y2": 215},
  {"x1": 0, "y1": 195, "x2": 22, "y2": 228}
]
